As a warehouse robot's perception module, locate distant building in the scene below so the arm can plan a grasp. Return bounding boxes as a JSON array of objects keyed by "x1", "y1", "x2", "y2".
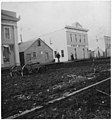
[
  {"x1": 93, "y1": 47, "x2": 104, "y2": 58},
  {"x1": 104, "y1": 36, "x2": 111, "y2": 57},
  {"x1": 40, "y1": 22, "x2": 89, "y2": 62},
  {"x1": 1, "y1": 9, "x2": 20, "y2": 68},
  {"x1": 88, "y1": 50, "x2": 94, "y2": 58},
  {"x1": 19, "y1": 38, "x2": 54, "y2": 66},
  {"x1": 90, "y1": 51, "x2": 95, "y2": 58}
]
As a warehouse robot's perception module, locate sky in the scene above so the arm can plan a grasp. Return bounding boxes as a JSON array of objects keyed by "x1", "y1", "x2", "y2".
[{"x1": 1, "y1": 1, "x2": 111, "y2": 50}]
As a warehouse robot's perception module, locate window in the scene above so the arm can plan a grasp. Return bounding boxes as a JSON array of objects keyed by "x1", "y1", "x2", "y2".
[
  {"x1": 26, "y1": 53, "x2": 31, "y2": 63},
  {"x1": 70, "y1": 34, "x2": 72, "y2": 42},
  {"x1": 45, "y1": 52, "x2": 49, "y2": 59},
  {"x1": 37, "y1": 40, "x2": 41, "y2": 46},
  {"x1": 4, "y1": 27, "x2": 11, "y2": 40},
  {"x1": 10, "y1": 45, "x2": 14, "y2": 51},
  {"x1": 79, "y1": 35, "x2": 81, "y2": 42},
  {"x1": 41, "y1": 51, "x2": 43, "y2": 54},
  {"x1": 75, "y1": 34, "x2": 77, "y2": 42},
  {"x1": 33, "y1": 52, "x2": 36, "y2": 58},
  {"x1": 3, "y1": 45, "x2": 10, "y2": 63},
  {"x1": 84, "y1": 35, "x2": 85, "y2": 43},
  {"x1": 61, "y1": 50, "x2": 64, "y2": 57},
  {"x1": 54, "y1": 51, "x2": 57, "y2": 58}
]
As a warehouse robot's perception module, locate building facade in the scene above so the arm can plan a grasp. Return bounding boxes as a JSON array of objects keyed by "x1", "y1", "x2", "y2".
[
  {"x1": 40, "y1": 22, "x2": 89, "y2": 62},
  {"x1": 19, "y1": 38, "x2": 54, "y2": 66},
  {"x1": 1, "y1": 10, "x2": 20, "y2": 68},
  {"x1": 104, "y1": 36, "x2": 111, "y2": 57},
  {"x1": 93, "y1": 47, "x2": 104, "y2": 58}
]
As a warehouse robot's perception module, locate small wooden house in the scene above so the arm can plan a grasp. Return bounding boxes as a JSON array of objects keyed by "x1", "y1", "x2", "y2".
[{"x1": 19, "y1": 38, "x2": 53, "y2": 66}]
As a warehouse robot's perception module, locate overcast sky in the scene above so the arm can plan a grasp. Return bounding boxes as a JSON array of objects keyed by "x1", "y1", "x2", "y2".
[{"x1": 1, "y1": 1, "x2": 111, "y2": 50}]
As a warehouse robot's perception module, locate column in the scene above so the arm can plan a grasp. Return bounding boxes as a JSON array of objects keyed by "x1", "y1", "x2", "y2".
[{"x1": 14, "y1": 25, "x2": 20, "y2": 66}]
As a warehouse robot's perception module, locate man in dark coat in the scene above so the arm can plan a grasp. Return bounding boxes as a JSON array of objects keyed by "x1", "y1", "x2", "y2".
[{"x1": 56, "y1": 52, "x2": 60, "y2": 63}]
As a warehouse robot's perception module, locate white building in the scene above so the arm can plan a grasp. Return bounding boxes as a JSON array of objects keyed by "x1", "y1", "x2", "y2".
[
  {"x1": 1, "y1": 10, "x2": 20, "y2": 68},
  {"x1": 93, "y1": 47, "x2": 104, "y2": 58},
  {"x1": 40, "y1": 22, "x2": 89, "y2": 62},
  {"x1": 104, "y1": 36, "x2": 111, "y2": 57}
]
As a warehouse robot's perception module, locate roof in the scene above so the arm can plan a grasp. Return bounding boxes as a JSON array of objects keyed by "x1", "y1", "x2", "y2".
[
  {"x1": 104, "y1": 36, "x2": 111, "y2": 38},
  {"x1": 19, "y1": 40, "x2": 35, "y2": 52},
  {"x1": 94, "y1": 47, "x2": 104, "y2": 52},
  {"x1": 19, "y1": 38, "x2": 53, "y2": 52},
  {"x1": 1, "y1": 9, "x2": 19, "y2": 22},
  {"x1": 65, "y1": 22, "x2": 88, "y2": 32}
]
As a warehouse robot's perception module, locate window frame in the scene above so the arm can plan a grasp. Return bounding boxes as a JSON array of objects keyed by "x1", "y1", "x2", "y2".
[
  {"x1": 37, "y1": 40, "x2": 41, "y2": 46},
  {"x1": 79, "y1": 35, "x2": 81, "y2": 42},
  {"x1": 84, "y1": 35, "x2": 85, "y2": 43},
  {"x1": 54, "y1": 51, "x2": 57, "y2": 58},
  {"x1": 3, "y1": 46, "x2": 10, "y2": 63},
  {"x1": 26, "y1": 53, "x2": 31, "y2": 63},
  {"x1": 75, "y1": 34, "x2": 77, "y2": 42},
  {"x1": 33, "y1": 52, "x2": 36, "y2": 58},
  {"x1": 70, "y1": 34, "x2": 72, "y2": 42},
  {"x1": 4, "y1": 26, "x2": 11, "y2": 40},
  {"x1": 61, "y1": 50, "x2": 64, "y2": 57}
]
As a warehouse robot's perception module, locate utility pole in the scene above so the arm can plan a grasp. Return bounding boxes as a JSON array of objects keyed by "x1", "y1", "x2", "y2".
[
  {"x1": 20, "y1": 34, "x2": 23, "y2": 43},
  {"x1": 96, "y1": 36, "x2": 100, "y2": 58}
]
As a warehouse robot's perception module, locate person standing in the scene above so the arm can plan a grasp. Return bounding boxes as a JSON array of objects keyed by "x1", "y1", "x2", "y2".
[{"x1": 56, "y1": 52, "x2": 60, "y2": 63}]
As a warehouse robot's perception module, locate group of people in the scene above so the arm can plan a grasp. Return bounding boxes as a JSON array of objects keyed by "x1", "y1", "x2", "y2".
[{"x1": 56, "y1": 53, "x2": 75, "y2": 62}]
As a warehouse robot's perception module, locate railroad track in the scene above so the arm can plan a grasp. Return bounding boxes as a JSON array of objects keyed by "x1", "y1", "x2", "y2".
[{"x1": 5, "y1": 77, "x2": 110, "y2": 119}]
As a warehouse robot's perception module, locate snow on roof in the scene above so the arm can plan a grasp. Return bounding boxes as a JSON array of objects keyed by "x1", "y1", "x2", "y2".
[
  {"x1": 19, "y1": 38, "x2": 53, "y2": 52},
  {"x1": 19, "y1": 39, "x2": 36, "y2": 52}
]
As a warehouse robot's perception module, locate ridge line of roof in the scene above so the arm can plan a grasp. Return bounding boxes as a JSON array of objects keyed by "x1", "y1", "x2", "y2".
[
  {"x1": 19, "y1": 38, "x2": 53, "y2": 52},
  {"x1": 65, "y1": 25, "x2": 89, "y2": 32}
]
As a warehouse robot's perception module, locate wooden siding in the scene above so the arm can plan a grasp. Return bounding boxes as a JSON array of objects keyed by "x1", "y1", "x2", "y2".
[{"x1": 24, "y1": 40, "x2": 53, "y2": 64}]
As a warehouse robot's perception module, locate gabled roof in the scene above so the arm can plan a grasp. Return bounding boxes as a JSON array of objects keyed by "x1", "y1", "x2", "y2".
[
  {"x1": 72, "y1": 22, "x2": 83, "y2": 28},
  {"x1": 19, "y1": 40, "x2": 35, "y2": 52},
  {"x1": 104, "y1": 36, "x2": 111, "y2": 39},
  {"x1": 65, "y1": 22, "x2": 88, "y2": 32},
  {"x1": 1, "y1": 9, "x2": 19, "y2": 22},
  {"x1": 19, "y1": 38, "x2": 53, "y2": 52},
  {"x1": 94, "y1": 47, "x2": 104, "y2": 52}
]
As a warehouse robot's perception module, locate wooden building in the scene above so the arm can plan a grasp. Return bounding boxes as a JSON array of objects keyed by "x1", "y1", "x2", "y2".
[{"x1": 19, "y1": 38, "x2": 54, "y2": 66}]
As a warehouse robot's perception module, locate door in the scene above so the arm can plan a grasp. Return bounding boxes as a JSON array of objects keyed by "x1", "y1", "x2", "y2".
[
  {"x1": 45, "y1": 52, "x2": 49, "y2": 61},
  {"x1": 3, "y1": 45, "x2": 10, "y2": 67},
  {"x1": 20, "y1": 52, "x2": 25, "y2": 66},
  {"x1": 83, "y1": 48, "x2": 85, "y2": 59},
  {"x1": 74, "y1": 48, "x2": 77, "y2": 59},
  {"x1": 26, "y1": 53, "x2": 31, "y2": 64}
]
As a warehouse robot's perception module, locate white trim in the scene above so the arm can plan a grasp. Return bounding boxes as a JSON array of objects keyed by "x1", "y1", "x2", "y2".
[
  {"x1": 67, "y1": 45, "x2": 72, "y2": 47},
  {"x1": 4, "y1": 26, "x2": 11, "y2": 40},
  {"x1": 2, "y1": 22, "x2": 17, "y2": 27}
]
